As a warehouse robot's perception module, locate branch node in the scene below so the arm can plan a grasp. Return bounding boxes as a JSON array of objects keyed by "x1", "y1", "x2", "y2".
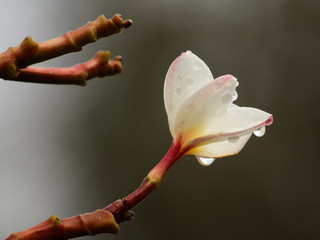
[
  {"x1": 0, "y1": 47, "x2": 18, "y2": 79},
  {"x1": 0, "y1": 14, "x2": 132, "y2": 84},
  {"x1": 6, "y1": 233, "x2": 18, "y2": 240},
  {"x1": 50, "y1": 215, "x2": 62, "y2": 225},
  {"x1": 16, "y1": 36, "x2": 39, "y2": 67}
]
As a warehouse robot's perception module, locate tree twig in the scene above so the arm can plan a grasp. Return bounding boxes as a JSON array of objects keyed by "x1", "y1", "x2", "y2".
[
  {"x1": 18, "y1": 51, "x2": 123, "y2": 86},
  {"x1": 104, "y1": 138, "x2": 185, "y2": 222},
  {"x1": 5, "y1": 139, "x2": 186, "y2": 240},
  {"x1": 6, "y1": 210, "x2": 119, "y2": 240},
  {"x1": 0, "y1": 14, "x2": 132, "y2": 84}
]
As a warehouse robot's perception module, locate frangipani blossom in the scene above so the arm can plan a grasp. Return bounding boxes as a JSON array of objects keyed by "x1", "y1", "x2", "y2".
[
  {"x1": 164, "y1": 51, "x2": 273, "y2": 166},
  {"x1": 107, "y1": 51, "x2": 274, "y2": 221}
]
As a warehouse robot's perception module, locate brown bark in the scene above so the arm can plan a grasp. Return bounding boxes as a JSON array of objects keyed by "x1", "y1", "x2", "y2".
[
  {"x1": 6, "y1": 210, "x2": 119, "y2": 240},
  {"x1": 0, "y1": 14, "x2": 132, "y2": 84},
  {"x1": 18, "y1": 51, "x2": 123, "y2": 86}
]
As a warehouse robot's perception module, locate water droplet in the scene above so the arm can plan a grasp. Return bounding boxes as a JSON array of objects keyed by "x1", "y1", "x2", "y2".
[
  {"x1": 221, "y1": 93, "x2": 232, "y2": 104},
  {"x1": 196, "y1": 156, "x2": 215, "y2": 166},
  {"x1": 228, "y1": 91, "x2": 238, "y2": 107},
  {"x1": 228, "y1": 136, "x2": 240, "y2": 143},
  {"x1": 185, "y1": 76, "x2": 194, "y2": 86},
  {"x1": 175, "y1": 88, "x2": 181, "y2": 97},
  {"x1": 193, "y1": 60, "x2": 202, "y2": 70},
  {"x1": 253, "y1": 127, "x2": 266, "y2": 137},
  {"x1": 232, "y1": 91, "x2": 238, "y2": 101}
]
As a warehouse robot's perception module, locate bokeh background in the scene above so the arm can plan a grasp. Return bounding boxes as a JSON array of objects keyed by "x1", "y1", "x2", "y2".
[{"x1": 1, "y1": 0, "x2": 319, "y2": 239}]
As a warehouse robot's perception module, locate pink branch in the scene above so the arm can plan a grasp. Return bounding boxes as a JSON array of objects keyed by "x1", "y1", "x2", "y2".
[
  {"x1": 18, "y1": 51, "x2": 123, "y2": 86},
  {"x1": 0, "y1": 14, "x2": 132, "y2": 84},
  {"x1": 6, "y1": 210, "x2": 119, "y2": 240},
  {"x1": 105, "y1": 138, "x2": 185, "y2": 222},
  {"x1": 6, "y1": 139, "x2": 187, "y2": 239}
]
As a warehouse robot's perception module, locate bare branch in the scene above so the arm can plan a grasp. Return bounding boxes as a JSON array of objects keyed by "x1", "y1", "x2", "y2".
[
  {"x1": 18, "y1": 51, "x2": 123, "y2": 86},
  {"x1": 0, "y1": 14, "x2": 132, "y2": 84}
]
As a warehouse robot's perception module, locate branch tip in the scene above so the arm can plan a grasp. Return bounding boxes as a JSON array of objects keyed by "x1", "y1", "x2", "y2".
[
  {"x1": 114, "y1": 55, "x2": 122, "y2": 61},
  {"x1": 123, "y1": 19, "x2": 133, "y2": 29},
  {"x1": 0, "y1": 13, "x2": 131, "y2": 84},
  {"x1": 111, "y1": 14, "x2": 133, "y2": 29},
  {"x1": 17, "y1": 51, "x2": 123, "y2": 86},
  {"x1": 124, "y1": 210, "x2": 135, "y2": 221}
]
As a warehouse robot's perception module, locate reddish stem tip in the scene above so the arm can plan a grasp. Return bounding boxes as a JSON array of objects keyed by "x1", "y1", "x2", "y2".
[
  {"x1": 123, "y1": 20, "x2": 133, "y2": 29},
  {"x1": 114, "y1": 55, "x2": 122, "y2": 61}
]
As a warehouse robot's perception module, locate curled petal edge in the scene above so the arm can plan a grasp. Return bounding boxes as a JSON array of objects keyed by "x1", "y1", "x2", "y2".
[{"x1": 184, "y1": 114, "x2": 273, "y2": 158}]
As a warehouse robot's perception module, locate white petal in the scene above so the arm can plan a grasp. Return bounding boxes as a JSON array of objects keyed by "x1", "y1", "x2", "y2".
[
  {"x1": 187, "y1": 106, "x2": 273, "y2": 158},
  {"x1": 164, "y1": 51, "x2": 214, "y2": 137},
  {"x1": 193, "y1": 134, "x2": 252, "y2": 158},
  {"x1": 173, "y1": 74, "x2": 238, "y2": 140}
]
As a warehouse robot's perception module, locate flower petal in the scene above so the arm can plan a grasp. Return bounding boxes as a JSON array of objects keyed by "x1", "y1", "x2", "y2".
[
  {"x1": 173, "y1": 74, "x2": 238, "y2": 140},
  {"x1": 164, "y1": 51, "x2": 273, "y2": 159},
  {"x1": 192, "y1": 134, "x2": 252, "y2": 158},
  {"x1": 164, "y1": 51, "x2": 214, "y2": 137},
  {"x1": 187, "y1": 107, "x2": 273, "y2": 158}
]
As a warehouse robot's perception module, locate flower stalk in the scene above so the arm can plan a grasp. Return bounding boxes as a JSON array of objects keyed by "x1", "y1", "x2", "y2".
[
  {"x1": 5, "y1": 140, "x2": 187, "y2": 239},
  {"x1": 6, "y1": 210, "x2": 119, "y2": 240},
  {"x1": 104, "y1": 138, "x2": 185, "y2": 222}
]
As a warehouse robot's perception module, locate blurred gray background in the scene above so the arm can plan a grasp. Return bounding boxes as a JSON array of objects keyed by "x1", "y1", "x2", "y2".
[{"x1": 0, "y1": 0, "x2": 319, "y2": 239}]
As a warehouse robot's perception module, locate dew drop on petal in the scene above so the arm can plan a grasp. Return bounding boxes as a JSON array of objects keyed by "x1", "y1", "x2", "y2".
[
  {"x1": 227, "y1": 136, "x2": 240, "y2": 143},
  {"x1": 232, "y1": 91, "x2": 238, "y2": 101},
  {"x1": 229, "y1": 91, "x2": 239, "y2": 106},
  {"x1": 196, "y1": 156, "x2": 215, "y2": 166},
  {"x1": 254, "y1": 127, "x2": 266, "y2": 137},
  {"x1": 221, "y1": 93, "x2": 232, "y2": 104},
  {"x1": 193, "y1": 60, "x2": 203, "y2": 70}
]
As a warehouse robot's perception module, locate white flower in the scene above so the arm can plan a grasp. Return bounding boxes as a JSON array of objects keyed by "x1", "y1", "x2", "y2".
[{"x1": 164, "y1": 51, "x2": 273, "y2": 165}]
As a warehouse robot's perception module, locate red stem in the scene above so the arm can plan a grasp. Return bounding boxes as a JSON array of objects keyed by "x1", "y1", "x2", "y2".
[
  {"x1": 104, "y1": 138, "x2": 185, "y2": 222},
  {"x1": 5, "y1": 210, "x2": 119, "y2": 240},
  {"x1": 17, "y1": 52, "x2": 122, "y2": 86},
  {"x1": 5, "y1": 138, "x2": 187, "y2": 239}
]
